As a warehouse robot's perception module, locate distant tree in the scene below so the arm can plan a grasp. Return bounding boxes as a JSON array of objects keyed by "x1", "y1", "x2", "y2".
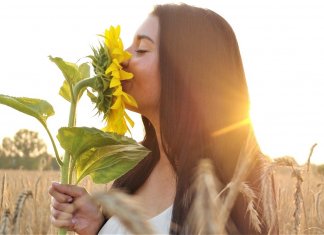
[
  {"x1": 13, "y1": 129, "x2": 47, "y2": 158},
  {"x1": 0, "y1": 129, "x2": 57, "y2": 170},
  {"x1": 1, "y1": 137, "x2": 19, "y2": 157}
]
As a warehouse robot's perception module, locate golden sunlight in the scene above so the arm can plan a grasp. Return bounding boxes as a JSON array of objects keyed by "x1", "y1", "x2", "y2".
[{"x1": 249, "y1": 86, "x2": 323, "y2": 165}]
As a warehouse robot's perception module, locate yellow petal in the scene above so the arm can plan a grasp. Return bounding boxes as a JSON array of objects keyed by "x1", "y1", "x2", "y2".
[
  {"x1": 112, "y1": 48, "x2": 124, "y2": 56},
  {"x1": 105, "y1": 59, "x2": 121, "y2": 75},
  {"x1": 114, "y1": 25, "x2": 121, "y2": 38},
  {"x1": 122, "y1": 92, "x2": 138, "y2": 107},
  {"x1": 112, "y1": 70, "x2": 121, "y2": 79},
  {"x1": 110, "y1": 76, "x2": 121, "y2": 88},
  {"x1": 108, "y1": 109, "x2": 127, "y2": 135},
  {"x1": 124, "y1": 51, "x2": 132, "y2": 60},
  {"x1": 111, "y1": 96, "x2": 122, "y2": 110},
  {"x1": 105, "y1": 63, "x2": 117, "y2": 74},
  {"x1": 120, "y1": 70, "x2": 133, "y2": 80},
  {"x1": 113, "y1": 86, "x2": 123, "y2": 96},
  {"x1": 124, "y1": 111, "x2": 135, "y2": 127}
]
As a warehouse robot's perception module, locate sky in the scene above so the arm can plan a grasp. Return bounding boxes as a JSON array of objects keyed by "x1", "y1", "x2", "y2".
[{"x1": 0, "y1": 0, "x2": 323, "y2": 165}]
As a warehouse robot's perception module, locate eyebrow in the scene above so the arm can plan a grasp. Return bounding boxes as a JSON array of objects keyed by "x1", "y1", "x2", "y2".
[{"x1": 136, "y1": 34, "x2": 155, "y2": 43}]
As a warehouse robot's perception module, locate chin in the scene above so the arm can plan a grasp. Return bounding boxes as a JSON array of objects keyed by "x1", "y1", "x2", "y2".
[{"x1": 125, "y1": 105, "x2": 140, "y2": 114}]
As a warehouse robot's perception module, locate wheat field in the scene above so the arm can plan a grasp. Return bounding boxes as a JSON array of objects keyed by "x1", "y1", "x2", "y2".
[
  {"x1": 0, "y1": 170, "x2": 108, "y2": 235},
  {"x1": 0, "y1": 164, "x2": 323, "y2": 234}
]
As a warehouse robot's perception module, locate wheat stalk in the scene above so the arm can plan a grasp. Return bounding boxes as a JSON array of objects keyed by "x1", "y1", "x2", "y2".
[
  {"x1": 259, "y1": 158, "x2": 279, "y2": 234},
  {"x1": 33, "y1": 175, "x2": 41, "y2": 227},
  {"x1": 184, "y1": 158, "x2": 223, "y2": 234},
  {"x1": 0, "y1": 174, "x2": 6, "y2": 210},
  {"x1": 291, "y1": 168, "x2": 304, "y2": 235},
  {"x1": 215, "y1": 129, "x2": 260, "y2": 234},
  {"x1": 0, "y1": 209, "x2": 10, "y2": 235},
  {"x1": 93, "y1": 190, "x2": 156, "y2": 234},
  {"x1": 240, "y1": 182, "x2": 262, "y2": 233},
  {"x1": 273, "y1": 157, "x2": 298, "y2": 167},
  {"x1": 12, "y1": 190, "x2": 33, "y2": 234},
  {"x1": 307, "y1": 143, "x2": 317, "y2": 172},
  {"x1": 314, "y1": 191, "x2": 322, "y2": 224}
]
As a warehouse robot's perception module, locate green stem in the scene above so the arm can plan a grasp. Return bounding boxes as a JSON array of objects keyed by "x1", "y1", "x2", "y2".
[
  {"x1": 69, "y1": 159, "x2": 76, "y2": 184},
  {"x1": 58, "y1": 95, "x2": 77, "y2": 235},
  {"x1": 60, "y1": 98, "x2": 77, "y2": 184},
  {"x1": 60, "y1": 78, "x2": 96, "y2": 183},
  {"x1": 73, "y1": 77, "x2": 96, "y2": 99},
  {"x1": 59, "y1": 77, "x2": 96, "y2": 235},
  {"x1": 41, "y1": 122, "x2": 63, "y2": 166}
]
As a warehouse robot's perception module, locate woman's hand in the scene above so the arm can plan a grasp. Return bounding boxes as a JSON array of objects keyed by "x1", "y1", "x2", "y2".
[{"x1": 49, "y1": 182, "x2": 105, "y2": 235}]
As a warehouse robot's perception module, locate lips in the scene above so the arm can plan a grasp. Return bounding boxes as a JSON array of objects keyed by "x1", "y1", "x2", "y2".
[{"x1": 121, "y1": 80, "x2": 131, "y2": 91}]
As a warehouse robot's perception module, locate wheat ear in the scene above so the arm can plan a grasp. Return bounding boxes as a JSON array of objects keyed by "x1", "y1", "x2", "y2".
[
  {"x1": 291, "y1": 168, "x2": 304, "y2": 235},
  {"x1": 93, "y1": 190, "x2": 156, "y2": 234},
  {"x1": 215, "y1": 129, "x2": 259, "y2": 234},
  {"x1": 240, "y1": 182, "x2": 261, "y2": 233},
  {"x1": 307, "y1": 143, "x2": 317, "y2": 172},
  {"x1": 184, "y1": 158, "x2": 223, "y2": 234},
  {"x1": 0, "y1": 209, "x2": 10, "y2": 235},
  {"x1": 12, "y1": 190, "x2": 33, "y2": 234},
  {"x1": 259, "y1": 159, "x2": 278, "y2": 235}
]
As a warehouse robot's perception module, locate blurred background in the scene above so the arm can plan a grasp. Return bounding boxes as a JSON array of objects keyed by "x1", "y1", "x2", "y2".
[{"x1": 0, "y1": 0, "x2": 323, "y2": 165}]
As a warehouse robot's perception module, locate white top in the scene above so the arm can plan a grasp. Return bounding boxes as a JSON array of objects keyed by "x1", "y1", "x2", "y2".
[{"x1": 98, "y1": 205, "x2": 173, "y2": 235}]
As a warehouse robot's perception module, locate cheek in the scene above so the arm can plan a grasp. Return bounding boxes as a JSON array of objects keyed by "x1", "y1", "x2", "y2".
[
  {"x1": 125, "y1": 52, "x2": 160, "y2": 114},
  {"x1": 134, "y1": 64, "x2": 160, "y2": 112}
]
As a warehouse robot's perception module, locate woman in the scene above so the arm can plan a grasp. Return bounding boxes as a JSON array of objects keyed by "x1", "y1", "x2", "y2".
[{"x1": 49, "y1": 3, "x2": 277, "y2": 234}]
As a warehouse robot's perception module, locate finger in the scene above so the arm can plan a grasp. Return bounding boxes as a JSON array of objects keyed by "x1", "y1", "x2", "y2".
[
  {"x1": 73, "y1": 192, "x2": 94, "y2": 209},
  {"x1": 51, "y1": 216, "x2": 74, "y2": 230},
  {"x1": 51, "y1": 182, "x2": 88, "y2": 198},
  {"x1": 51, "y1": 207, "x2": 73, "y2": 220},
  {"x1": 49, "y1": 186, "x2": 73, "y2": 203},
  {"x1": 52, "y1": 200, "x2": 75, "y2": 214}
]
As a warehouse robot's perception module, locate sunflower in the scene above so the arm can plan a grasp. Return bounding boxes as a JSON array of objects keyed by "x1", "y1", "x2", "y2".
[{"x1": 88, "y1": 25, "x2": 137, "y2": 135}]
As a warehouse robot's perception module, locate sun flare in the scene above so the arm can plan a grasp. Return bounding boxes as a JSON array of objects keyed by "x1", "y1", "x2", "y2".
[{"x1": 249, "y1": 86, "x2": 323, "y2": 165}]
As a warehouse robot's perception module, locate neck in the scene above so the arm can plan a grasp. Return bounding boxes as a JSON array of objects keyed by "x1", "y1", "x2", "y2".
[
  {"x1": 133, "y1": 113, "x2": 176, "y2": 217},
  {"x1": 146, "y1": 113, "x2": 167, "y2": 163}
]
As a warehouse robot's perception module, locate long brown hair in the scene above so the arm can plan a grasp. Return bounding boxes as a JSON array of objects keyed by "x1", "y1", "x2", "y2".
[{"x1": 113, "y1": 3, "x2": 252, "y2": 234}]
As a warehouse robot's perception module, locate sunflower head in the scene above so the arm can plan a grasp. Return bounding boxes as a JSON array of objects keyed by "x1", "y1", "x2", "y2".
[{"x1": 87, "y1": 25, "x2": 137, "y2": 135}]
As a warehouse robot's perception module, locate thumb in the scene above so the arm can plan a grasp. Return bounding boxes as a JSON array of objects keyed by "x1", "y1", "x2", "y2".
[{"x1": 52, "y1": 182, "x2": 88, "y2": 198}]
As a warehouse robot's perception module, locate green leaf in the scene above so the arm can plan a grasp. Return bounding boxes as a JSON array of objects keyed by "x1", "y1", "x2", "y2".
[
  {"x1": 59, "y1": 80, "x2": 72, "y2": 102},
  {"x1": 49, "y1": 56, "x2": 90, "y2": 102},
  {"x1": 79, "y1": 63, "x2": 90, "y2": 79},
  {"x1": 0, "y1": 94, "x2": 62, "y2": 166},
  {"x1": 0, "y1": 94, "x2": 54, "y2": 124},
  {"x1": 57, "y1": 127, "x2": 150, "y2": 184},
  {"x1": 86, "y1": 90, "x2": 97, "y2": 103},
  {"x1": 57, "y1": 127, "x2": 138, "y2": 157},
  {"x1": 76, "y1": 144, "x2": 149, "y2": 183},
  {"x1": 49, "y1": 56, "x2": 81, "y2": 86}
]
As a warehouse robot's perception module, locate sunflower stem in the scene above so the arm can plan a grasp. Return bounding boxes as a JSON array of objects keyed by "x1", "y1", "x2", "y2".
[
  {"x1": 41, "y1": 122, "x2": 63, "y2": 166},
  {"x1": 73, "y1": 77, "x2": 97, "y2": 100},
  {"x1": 59, "y1": 86, "x2": 78, "y2": 235}
]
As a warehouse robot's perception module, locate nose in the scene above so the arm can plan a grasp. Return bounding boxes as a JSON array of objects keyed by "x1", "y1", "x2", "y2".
[{"x1": 121, "y1": 47, "x2": 131, "y2": 69}]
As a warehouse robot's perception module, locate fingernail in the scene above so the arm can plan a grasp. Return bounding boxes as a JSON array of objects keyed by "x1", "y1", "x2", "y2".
[
  {"x1": 52, "y1": 181, "x2": 59, "y2": 186},
  {"x1": 67, "y1": 197, "x2": 73, "y2": 203},
  {"x1": 71, "y1": 218, "x2": 76, "y2": 224}
]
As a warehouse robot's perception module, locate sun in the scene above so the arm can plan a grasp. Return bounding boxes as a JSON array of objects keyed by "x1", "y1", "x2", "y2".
[{"x1": 249, "y1": 87, "x2": 323, "y2": 165}]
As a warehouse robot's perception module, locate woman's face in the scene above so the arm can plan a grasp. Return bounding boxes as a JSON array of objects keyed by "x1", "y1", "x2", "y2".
[{"x1": 122, "y1": 15, "x2": 160, "y2": 118}]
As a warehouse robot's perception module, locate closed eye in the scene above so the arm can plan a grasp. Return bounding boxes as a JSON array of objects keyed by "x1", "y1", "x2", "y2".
[{"x1": 135, "y1": 49, "x2": 148, "y2": 54}]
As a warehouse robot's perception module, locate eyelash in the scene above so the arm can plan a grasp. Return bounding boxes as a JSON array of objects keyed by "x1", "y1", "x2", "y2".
[{"x1": 135, "y1": 49, "x2": 147, "y2": 54}]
